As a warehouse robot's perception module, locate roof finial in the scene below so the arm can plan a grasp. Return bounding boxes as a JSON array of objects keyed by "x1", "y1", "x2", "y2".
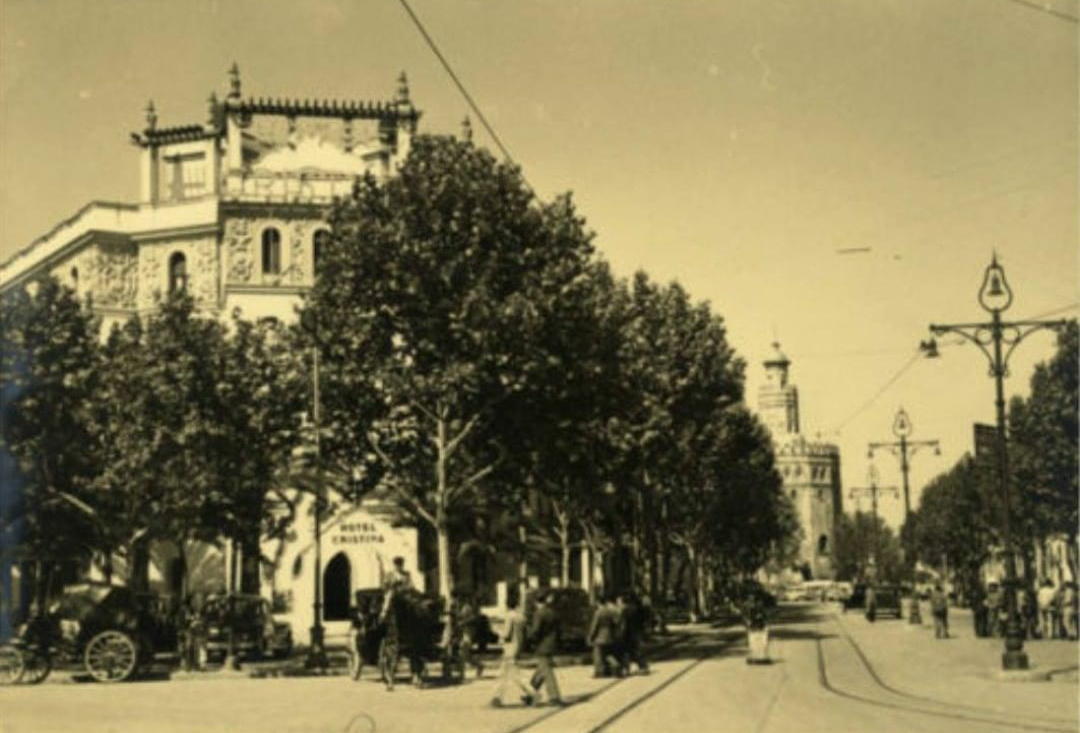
[
  {"x1": 460, "y1": 115, "x2": 473, "y2": 143},
  {"x1": 145, "y1": 100, "x2": 157, "y2": 131},
  {"x1": 207, "y1": 92, "x2": 219, "y2": 127},
  {"x1": 228, "y1": 62, "x2": 242, "y2": 100},
  {"x1": 396, "y1": 71, "x2": 410, "y2": 105}
]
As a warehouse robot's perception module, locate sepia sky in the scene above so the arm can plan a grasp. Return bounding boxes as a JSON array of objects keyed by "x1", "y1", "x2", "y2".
[{"x1": 1, "y1": 0, "x2": 1076, "y2": 528}]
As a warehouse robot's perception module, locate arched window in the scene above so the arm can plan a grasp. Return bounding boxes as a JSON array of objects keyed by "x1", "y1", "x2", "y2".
[
  {"x1": 168, "y1": 252, "x2": 187, "y2": 294},
  {"x1": 312, "y1": 229, "x2": 330, "y2": 275},
  {"x1": 262, "y1": 227, "x2": 282, "y2": 275},
  {"x1": 818, "y1": 534, "x2": 830, "y2": 554},
  {"x1": 70, "y1": 267, "x2": 79, "y2": 291}
]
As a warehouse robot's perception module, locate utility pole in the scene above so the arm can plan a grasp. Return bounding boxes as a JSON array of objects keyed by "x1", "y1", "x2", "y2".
[
  {"x1": 925, "y1": 254, "x2": 1068, "y2": 672},
  {"x1": 869, "y1": 407, "x2": 940, "y2": 624},
  {"x1": 848, "y1": 465, "x2": 899, "y2": 583}
]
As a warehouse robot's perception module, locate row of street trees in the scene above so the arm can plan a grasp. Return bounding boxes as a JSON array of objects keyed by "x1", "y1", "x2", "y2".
[
  {"x1": 2, "y1": 134, "x2": 798, "y2": 616},
  {"x1": 905, "y1": 321, "x2": 1078, "y2": 598},
  {"x1": 1, "y1": 281, "x2": 302, "y2": 606}
]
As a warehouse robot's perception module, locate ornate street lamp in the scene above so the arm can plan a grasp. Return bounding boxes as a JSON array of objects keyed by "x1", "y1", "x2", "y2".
[
  {"x1": 869, "y1": 408, "x2": 940, "y2": 625},
  {"x1": 849, "y1": 464, "x2": 898, "y2": 581},
  {"x1": 927, "y1": 254, "x2": 1067, "y2": 671}
]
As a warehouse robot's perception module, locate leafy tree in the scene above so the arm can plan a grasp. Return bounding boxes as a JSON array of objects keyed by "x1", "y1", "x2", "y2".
[
  {"x1": 1009, "y1": 320, "x2": 1078, "y2": 578},
  {"x1": 666, "y1": 406, "x2": 786, "y2": 617},
  {"x1": 1, "y1": 277, "x2": 102, "y2": 610},
  {"x1": 300, "y1": 135, "x2": 597, "y2": 599},
  {"x1": 90, "y1": 294, "x2": 235, "y2": 590},
  {"x1": 216, "y1": 314, "x2": 304, "y2": 593},
  {"x1": 610, "y1": 273, "x2": 744, "y2": 600},
  {"x1": 913, "y1": 455, "x2": 994, "y2": 600},
  {"x1": 833, "y1": 510, "x2": 904, "y2": 583}
]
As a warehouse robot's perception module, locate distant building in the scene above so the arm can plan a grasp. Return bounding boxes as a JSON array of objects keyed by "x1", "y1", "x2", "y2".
[{"x1": 757, "y1": 343, "x2": 842, "y2": 579}]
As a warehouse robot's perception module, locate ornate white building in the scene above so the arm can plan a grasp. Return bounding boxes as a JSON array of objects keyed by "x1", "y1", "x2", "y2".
[
  {"x1": 757, "y1": 343, "x2": 843, "y2": 579},
  {"x1": 0, "y1": 67, "x2": 425, "y2": 640}
]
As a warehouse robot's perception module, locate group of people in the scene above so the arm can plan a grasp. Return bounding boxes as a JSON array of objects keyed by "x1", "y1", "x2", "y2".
[
  {"x1": 587, "y1": 592, "x2": 652, "y2": 679},
  {"x1": 974, "y1": 578, "x2": 1079, "y2": 641}
]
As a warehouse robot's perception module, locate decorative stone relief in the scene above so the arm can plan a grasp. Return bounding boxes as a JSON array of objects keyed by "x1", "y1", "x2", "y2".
[
  {"x1": 138, "y1": 247, "x2": 163, "y2": 307},
  {"x1": 289, "y1": 220, "x2": 307, "y2": 283},
  {"x1": 94, "y1": 244, "x2": 138, "y2": 309},
  {"x1": 193, "y1": 237, "x2": 218, "y2": 306},
  {"x1": 226, "y1": 218, "x2": 254, "y2": 284}
]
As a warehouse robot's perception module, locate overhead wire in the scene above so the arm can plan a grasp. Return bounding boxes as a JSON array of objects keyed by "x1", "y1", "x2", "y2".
[
  {"x1": 832, "y1": 351, "x2": 923, "y2": 434},
  {"x1": 395, "y1": 0, "x2": 534, "y2": 195},
  {"x1": 1000, "y1": 0, "x2": 1079, "y2": 23}
]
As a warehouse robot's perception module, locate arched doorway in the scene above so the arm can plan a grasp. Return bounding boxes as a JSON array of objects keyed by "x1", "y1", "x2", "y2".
[{"x1": 323, "y1": 553, "x2": 351, "y2": 621}]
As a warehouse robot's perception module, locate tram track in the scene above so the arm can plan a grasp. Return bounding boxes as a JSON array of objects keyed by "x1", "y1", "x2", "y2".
[
  {"x1": 830, "y1": 612, "x2": 1077, "y2": 727},
  {"x1": 502, "y1": 625, "x2": 742, "y2": 733},
  {"x1": 815, "y1": 618, "x2": 1076, "y2": 733}
]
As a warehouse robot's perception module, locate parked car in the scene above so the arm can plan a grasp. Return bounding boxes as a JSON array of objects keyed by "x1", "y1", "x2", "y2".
[
  {"x1": 1, "y1": 583, "x2": 178, "y2": 684},
  {"x1": 199, "y1": 594, "x2": 292, "y2": 664},
  {"x1": 872, "y1": 584, "x2": 903, "y2": 619},
  {"x1": 843, "y1": 583, "x2": 867, "y2": 612}
]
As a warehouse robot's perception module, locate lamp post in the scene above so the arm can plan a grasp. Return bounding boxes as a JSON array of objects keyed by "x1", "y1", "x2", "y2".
[
  {"x1": 926, "y1": 254, "x2": 1067, "y2": 671},
  {"x1": 849, "y1": 465, "x2": 899, "y2": 582},
  {"x1": 868, "y1": 408, "x2": 940, "y2": 624},
  {"x1": 305, "y1": 347, "x2": 328, "y2": 670}
]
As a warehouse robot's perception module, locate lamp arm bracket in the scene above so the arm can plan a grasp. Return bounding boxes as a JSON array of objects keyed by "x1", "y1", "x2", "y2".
[
  {"x1": 929, "y1": 323, "x2": 995, "y2": 372},
  {"x1": 999, "y1": 320, "x2": 1070, "y2": 378}
]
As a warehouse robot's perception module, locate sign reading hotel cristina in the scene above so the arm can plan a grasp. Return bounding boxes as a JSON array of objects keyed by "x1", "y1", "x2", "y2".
[{"x1": 331, "y1": 521, "x2": 386, "y2": 545}]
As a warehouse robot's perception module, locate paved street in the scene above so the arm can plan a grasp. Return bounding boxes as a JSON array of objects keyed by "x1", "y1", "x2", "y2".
[{"x1": 2, "y1": 604, "x2": 1077, "y2": 733}]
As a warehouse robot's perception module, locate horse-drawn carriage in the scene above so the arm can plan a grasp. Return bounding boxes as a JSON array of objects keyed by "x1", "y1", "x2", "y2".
[
  {"x1": 0, "y1": 583, "x2": 178, "y2": 684},
  {"x1": 346, "y1": 587, "x2": 454, "y2": 690}
]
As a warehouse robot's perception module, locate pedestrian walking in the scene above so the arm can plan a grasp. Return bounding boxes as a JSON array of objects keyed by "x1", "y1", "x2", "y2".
[
  {"x1": 985, "y1": 583, "x2": 1003, "y2": 637},
  {"x1": 588, "y1": 593, "x2": 622, "y2": 678},
  {"x1": 865, "y1": 585, "x2": 878, "y2": 623},
  {"x1": 1063, "y1": 582, "x2": 1078, "y2": 641},
  {"x1": 527, "y1": 591, "x2": 563, "y2": 706},
  {"x1": 489, "y1": 590, "x2": 534, "y2": 708},
  {"x1": 618, "y1": 593, "x2": 650, "y2": 675},
  {"x1": 930, "y1": 584, "x2": 949, "y2": 639},
  {"x1": 452, "y1": 595, "x2": 484, "y2": 680},
  {"x1": 971, "y1": 583, "x2": 988, "y2": 638},
  {"x1": 1021, "y1": 586, "x2": 1039, "y2": 640},
  {"x1": 1051, "y1": 582, "x2": 1065, "y2": 641},
  {"x1": 1035, "y1": 581, "x2": 1051, "y2": 638}
]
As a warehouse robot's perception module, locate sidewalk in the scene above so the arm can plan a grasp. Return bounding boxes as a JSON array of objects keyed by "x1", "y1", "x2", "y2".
[{"x1": 833, "y1": 606, "x2": 1079, "y2": 725}]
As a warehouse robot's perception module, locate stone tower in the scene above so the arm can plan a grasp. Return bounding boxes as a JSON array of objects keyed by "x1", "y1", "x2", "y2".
[{"x1": 756, "y1": 343, "x2": 842, "y2": 580}]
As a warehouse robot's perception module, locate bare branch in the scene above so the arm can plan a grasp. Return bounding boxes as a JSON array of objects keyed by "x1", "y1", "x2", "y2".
[
  {"x1": 445, "y1": 412, "x2": 483, "y2": 459},
  {"x1": 447, "y1": 461, "x2": 499, "y2": 502}
]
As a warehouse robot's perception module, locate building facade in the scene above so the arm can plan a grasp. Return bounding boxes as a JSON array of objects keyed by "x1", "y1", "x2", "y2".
[
  {"x1": 0, "y1": 68, "x2": 426, "y2": 639},
  {"x1": 757, "y1": 343, "x2": 843, "y2": 579}
]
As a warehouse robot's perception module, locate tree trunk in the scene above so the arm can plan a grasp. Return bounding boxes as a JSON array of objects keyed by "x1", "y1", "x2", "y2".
[
  {"x1": 128, "y1": 536, "x2": 151, "y2": 593},
  {"x1": 518, "y1": 522, "x2": 529, "y2": 594},
  {"x1": 435, "y1": 414, "x2": 453, "y2": 601},
  {"x1": 686, "y1": 546, "x2": 701, "y2": 623},
  {"x1": 554, "y1": 505, "x2": 571, "y2": 588},
  {"x1": 240, "y1": 531, "x2": 261, "y2": 595}
]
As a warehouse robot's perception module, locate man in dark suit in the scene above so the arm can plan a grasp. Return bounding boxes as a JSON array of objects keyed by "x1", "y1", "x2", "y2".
[
  {"x1": 528, "y1": 591, "x2": 563, "y2": 706},
  {"x1": 589, "y1": 594, "x2": 622, "y2": 677}
]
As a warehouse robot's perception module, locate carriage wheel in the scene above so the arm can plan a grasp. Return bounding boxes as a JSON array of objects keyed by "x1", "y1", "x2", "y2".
[
  {"x1": 84, "y1": 631, "x2": 138, "y2": 683},
  {"x1": 20, "y1": 650, "x2": 52, "y2": 685},
  {"x1": 0, "y1": 644, "x2": 24, "y2": 685}
]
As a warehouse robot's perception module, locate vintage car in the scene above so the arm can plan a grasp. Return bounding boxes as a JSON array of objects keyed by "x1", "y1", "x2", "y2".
[
  {"x1": 869, "y1": 584, "x2": 904, "y2": 620},
  {"x1": 0, "y1": 583, "x2": 178, "y2": 684},
  {"x1": 199, "y1": 594, "x2": 292, "y2": 664}
]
